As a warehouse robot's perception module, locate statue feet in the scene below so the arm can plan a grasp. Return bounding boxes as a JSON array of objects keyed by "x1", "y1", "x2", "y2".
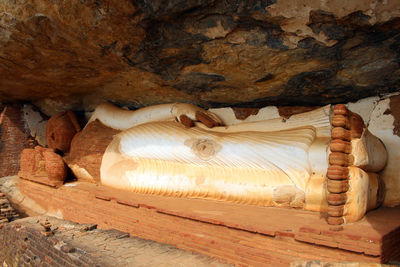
[{"x1": 327, "y1": 105, "x2": 387, "y2": 225}]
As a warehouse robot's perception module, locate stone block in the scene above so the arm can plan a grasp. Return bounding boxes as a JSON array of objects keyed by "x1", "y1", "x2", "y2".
[
  {"x1": 19, "y1": 146, "x2": 67, "y2": 187},
  {"x1": 46, "y1": 111, "x2": 80, "y2": 153},
  {"x1": 0, "y1": 105, "x2": 30, "y2": 177}
]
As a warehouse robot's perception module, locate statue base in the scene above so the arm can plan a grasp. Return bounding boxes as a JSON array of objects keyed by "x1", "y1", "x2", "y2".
[{"x1": 17, "y1": 179, "x2": 400, "y2": 266}]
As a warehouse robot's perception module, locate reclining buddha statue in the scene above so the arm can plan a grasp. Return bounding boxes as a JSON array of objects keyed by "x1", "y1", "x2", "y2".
[{"x1": 65, "y1": 102, "x2": 387, "y2": 225}]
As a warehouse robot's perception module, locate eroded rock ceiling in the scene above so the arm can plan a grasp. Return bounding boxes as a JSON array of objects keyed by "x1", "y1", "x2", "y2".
[{"x1": 1, "y1": 0, "x2": 400, "y2": 111}]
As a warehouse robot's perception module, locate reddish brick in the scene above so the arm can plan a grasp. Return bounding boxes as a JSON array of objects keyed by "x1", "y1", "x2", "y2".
[
  {"x1": 298, "y1": 226, "x2": 321, "y2": 235},
  {"x1": 0, "y1": 106, "x2": 30, "y2": 177},
  {"x1": 276, "y1": 231, "x2": 295, "y2": 238}
]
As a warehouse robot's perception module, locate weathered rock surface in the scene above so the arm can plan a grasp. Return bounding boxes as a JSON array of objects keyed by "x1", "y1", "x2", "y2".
[
  {"x1": 22, "y1": 104, "x2": 48, "y2": 147},
  {"x1": 19, "y1": 146, "x2": 67, "y2": 187},
  {"x1": 0, "y1": 1, "x2": 399, "y2": 112},
  {"x1": 46, "y1": 111, "x2": 80, "y2": 152},
  {"x1": 64, "y1": 120, "x2": 120, "y2": 183}
]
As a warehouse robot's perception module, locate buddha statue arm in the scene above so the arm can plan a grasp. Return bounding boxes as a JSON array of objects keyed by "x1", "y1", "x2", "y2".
[{"x1": 87, "y1": 102, "x2": 223, "y2": 130}]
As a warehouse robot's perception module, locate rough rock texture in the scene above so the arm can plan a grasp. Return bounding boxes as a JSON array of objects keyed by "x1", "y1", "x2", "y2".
[
  {"x1": 23, "y1": 104, "x2": 48, "y2": 147},
  {"x1": 19, "y1": 146, "x2": 67, "y2": 187},
  {"x1": 64, "y1": 120, "x2": 120, "y2": 183},
  {"x1": 46, "y1": 111, "x2": 80, "y2": 152},
  {"x1": 0, "y1": 1, "x2": 399, "y2": 113}
]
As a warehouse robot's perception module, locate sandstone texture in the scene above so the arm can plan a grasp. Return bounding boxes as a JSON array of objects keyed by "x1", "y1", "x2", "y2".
[
  {"x1": 19, "y1": 146, "x2": 67, "y2": 187},
  {"x1": 0, "y1": 1, "x2": 399, "y2": 112},
  {"x1": 46, "y1": 111, "x2": 80, "y2": 152},
  {"x1": 64, "y1": 120, "x2": 120, "y2": 183}
]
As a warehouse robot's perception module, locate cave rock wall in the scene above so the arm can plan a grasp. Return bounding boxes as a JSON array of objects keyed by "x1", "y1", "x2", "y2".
[{"x1": 0, "y1": 0, "x2": 399, "y2": 109}]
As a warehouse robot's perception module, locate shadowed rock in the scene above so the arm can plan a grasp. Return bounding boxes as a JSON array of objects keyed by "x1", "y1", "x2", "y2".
[{"x1": 0, "y1": 1, "x2": 399, "y2": 112}]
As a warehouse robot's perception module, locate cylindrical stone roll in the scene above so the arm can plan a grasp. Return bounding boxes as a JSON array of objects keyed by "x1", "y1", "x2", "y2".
[
  {"x1": 328, "y1": 205, "x2": 344, "y2": 217},
  {"x1": 327, "y1": 193, "x2": 347, "y2": 205},
  {"x1": 333, "y1": 104, "x2": 348, "y2": 116},
  {"x1": 329, "y1": 152, "x2": 352, "y2": 166},
  {"x1": 327, "y1": 166, "x2": 349, "y2": 180},
  {"x1": 327, "y1": 179, "x2": 349, "y2": 193},
  {"x1": 330, "y1": 139, "x2": 351, "y2": 153},
  {"x1": 46, "y1": 111, "x2": 80, "y2": 153},
  {"x1": 327, "y1": 216, "x2": 344, "y2": 225},
  {"x1": 332, "y1": 115, "x2": 350, "y2": 129},
  {"x1": 331, "y1": 127, "x2": 351, "y2": 141}
]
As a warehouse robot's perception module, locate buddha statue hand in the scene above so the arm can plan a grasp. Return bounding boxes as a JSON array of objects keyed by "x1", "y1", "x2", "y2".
[{"x1": 171, "y1": 103, "x2": 223, "y2": 128}]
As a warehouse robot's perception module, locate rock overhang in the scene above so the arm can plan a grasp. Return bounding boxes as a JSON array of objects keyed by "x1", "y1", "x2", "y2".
[{"x1": 0, "y1": 0, "x2": 399, "y2": 111}]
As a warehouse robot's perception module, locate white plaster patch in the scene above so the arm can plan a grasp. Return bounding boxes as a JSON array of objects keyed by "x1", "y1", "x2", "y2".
[
  {"x1": 23, "y1": 104, "x2": 47, "y2": 146},
  {"x1": 47, "y1": 209, "x2": 64, "y2": 219},
  {"x1": 208, "y1": 108, "x2": 239, "y2": 125},
  {"x1": 266, "y1": 0, "x2": 400, "y2": 47},
  {"x1": 63, "y1": 183, "x2": 77, "y2": 187},
  {"x1": 253, "y1": 106, "x2": 281, "y2": 122},
  {"x1": 347, "y1": 96, "x2": 380, "y2": 126},
  {"x1": 367, "y1": 98, "x2": 400, "y2": 207},
  {"x1": 209, "y1": 106, "x2": 280, "y2": 125}
]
